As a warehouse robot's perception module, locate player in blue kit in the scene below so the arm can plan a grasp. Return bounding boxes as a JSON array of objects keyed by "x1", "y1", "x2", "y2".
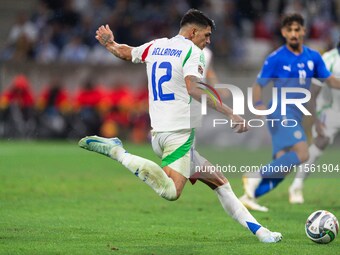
[{"x1": 240, "y1": 13, "x2": 340, "y2": 212}]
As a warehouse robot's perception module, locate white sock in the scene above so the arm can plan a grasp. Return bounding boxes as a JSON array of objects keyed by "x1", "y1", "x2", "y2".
[
  {"x1": 291, "y1": 144, "x2": 323, "y2": 189},
  {"x1": 117, "y1": 151, "x2": 177, "y2": 201},
  {"x1": 215, "y1": 183, "x2": 269, "y2": 238}
]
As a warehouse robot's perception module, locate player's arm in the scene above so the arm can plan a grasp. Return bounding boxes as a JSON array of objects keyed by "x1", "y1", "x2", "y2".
[
  {"x1": 185, "y1": 75, "x2": 248, "y2": 133},
  {"x1": 252, "y1": 82, "x2": 266, "y2": 111},
  {"x1": 252, "y1": 54, "x2": 274, "y2": 112},
  {"x1": 308, "y1": 81, "x2": 324, "y2": 137},
  {"x1": 314, "y1": 52, "x2": 340, "y2": 89},
  {"x1": 325, "y1": 75, "x2": 340, "y2": 89},
  {"x1": 95, "y1": 24, "x2": 133, "y2": 61}
]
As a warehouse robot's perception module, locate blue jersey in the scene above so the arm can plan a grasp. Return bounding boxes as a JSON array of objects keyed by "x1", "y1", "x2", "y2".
[
  {"x1": 257, "y1": 45, "x2": 331, "y2": 120},
  {"x1": 257, "y1": 45, "x2": 331, "y2": 156}
]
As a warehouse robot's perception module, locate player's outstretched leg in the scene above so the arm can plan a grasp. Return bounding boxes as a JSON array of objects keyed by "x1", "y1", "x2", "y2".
[
  {"x1": 215, "y1": 182, "x2": 282, "y2": 243},
  {"x1": 193, "y1": 156, "x2": 281, "y2": 243},
  {"x1": 79, "y1": 135, "x2": 178, "y2": 201}
]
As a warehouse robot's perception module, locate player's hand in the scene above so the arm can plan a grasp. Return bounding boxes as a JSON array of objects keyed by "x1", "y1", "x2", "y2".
[
  {"x1": 230, "y1": 115, "x2": 248, "y2": 133},
  {"x1": 96, "y1": 24, "x2": 114, "y2": 47}
]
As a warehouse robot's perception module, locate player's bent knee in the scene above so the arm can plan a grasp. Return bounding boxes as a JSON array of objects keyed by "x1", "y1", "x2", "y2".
[
  {"x1": 199, "y1": 174, "x2": 228, "y2": 190},
  {"x1": 294, "y1": 142, "x2": 309, "y2": 163},
  {"x1": 298, "y1": 150, "x2": 309, "y2": 163},
  {"x1": 315, "y1": 136, "x2": 330, "y2": 150},
  {"x1": 215, "y1": 177, "x2": 228, "y2": 187}
]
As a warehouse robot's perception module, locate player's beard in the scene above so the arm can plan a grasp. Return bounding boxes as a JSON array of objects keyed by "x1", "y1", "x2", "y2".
[{"x1": 288, "y1": 39, "x2": 300, "y2": 51}]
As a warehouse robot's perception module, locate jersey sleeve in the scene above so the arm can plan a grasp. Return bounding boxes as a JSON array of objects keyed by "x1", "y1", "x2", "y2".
[
  {"x1": 182, "y1": 46, "x2": 204, "y2": 79},
  {"x1": 131, "y1": 41, "x2": 154, "y2": 64},
  {"x1": 313, "y1": 51, "x2": 331, "y2": 81},
  {"x1": 256, "y1": 56, "x2": 276, "y2": 87},
  {"x1": 311, "y1": 77, "x2": 325, "y2": 87},
  {"x1": 322, "y1": 51, "x2": 333, "y2": 70}
]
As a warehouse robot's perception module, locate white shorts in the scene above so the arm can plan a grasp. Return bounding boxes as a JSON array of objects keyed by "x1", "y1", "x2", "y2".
[
  {"x1": 151, "y1": 129, "x2": 208, "y2": 179},
  {"x1": 313, "y1": 108, "x2": 340, "y2": 144}
]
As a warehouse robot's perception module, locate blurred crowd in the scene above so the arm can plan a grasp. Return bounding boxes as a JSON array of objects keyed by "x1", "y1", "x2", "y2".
[
  {"x1": 1, "y1": 0, "x2": 339, "y2": 63},
  {"x1": 0, "y1": 0, "x2": 339, "y2": 141},
  {"x1": 0, "y1": 74, "x2": 150, "y2": 142}
]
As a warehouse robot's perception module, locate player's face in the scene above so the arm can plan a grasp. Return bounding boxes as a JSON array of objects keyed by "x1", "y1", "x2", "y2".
[
  {"x1": 281, "y1": 22, "x2": 305, "y2": 50},
  {"x1": 191, "y1": 26, "x2": 212, "y2": 50}
]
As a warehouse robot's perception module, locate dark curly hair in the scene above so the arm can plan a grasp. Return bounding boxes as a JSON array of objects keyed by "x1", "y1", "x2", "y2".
[
  {"x1": 180, "y1": 9, "x2": 215, "y2": 30},
  {"x1": 281, "y1": 13, "x2": 304, "y2": 28}
]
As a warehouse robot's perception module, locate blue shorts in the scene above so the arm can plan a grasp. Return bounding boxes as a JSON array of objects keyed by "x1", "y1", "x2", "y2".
[{"x1": 267, "y1": 112, "x2": 306, "y2": 157}]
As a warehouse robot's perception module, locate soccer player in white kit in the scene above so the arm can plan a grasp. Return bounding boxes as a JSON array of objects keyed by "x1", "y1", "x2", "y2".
[
  {"x1": 79, "y1": 9, "x2": 281, "y2": 243},
  {"x1": 289, "y1": 40, "x2": 340, "y2": 204}
]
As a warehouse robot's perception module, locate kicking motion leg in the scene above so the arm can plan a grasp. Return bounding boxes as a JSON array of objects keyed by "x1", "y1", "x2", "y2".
[
  {"x1": 193, "y1": 152, "x2": 282, "y2": 243},
  {"x1": 79, "y1": 135, "x2": 184, "y2": 201}
]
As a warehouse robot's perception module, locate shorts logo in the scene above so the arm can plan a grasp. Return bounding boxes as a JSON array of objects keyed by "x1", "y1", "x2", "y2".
[{"x1": 294, "y1": 130, "x2": 302, "y2": 139}]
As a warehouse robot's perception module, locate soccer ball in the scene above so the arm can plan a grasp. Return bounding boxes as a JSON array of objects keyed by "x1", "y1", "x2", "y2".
[{"x1": 305, "y1": 210, "x2": 339, "y2": 244}]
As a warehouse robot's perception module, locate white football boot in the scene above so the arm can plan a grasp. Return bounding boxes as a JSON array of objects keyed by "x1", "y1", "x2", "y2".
[
  {"x1": 288, "y1": 186, "x2": 304, "y2": 204},
  {"x1": 239, "y1": 194, "x2": 269, "y2": 212},
  {"x1": 242, "y1": 175, "x2": 261, "y2": 199},
  {"x1": 257, "y1": 227, "x2": 283, "y2": 243},
  {"x1": 78, "y1": 135, "x2": 123, "y2": 160}
]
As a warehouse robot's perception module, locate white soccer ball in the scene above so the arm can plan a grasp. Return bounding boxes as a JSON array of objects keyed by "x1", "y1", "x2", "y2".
[{"x1": 305, "y1": 210, "x2": 339, "y2": 244}]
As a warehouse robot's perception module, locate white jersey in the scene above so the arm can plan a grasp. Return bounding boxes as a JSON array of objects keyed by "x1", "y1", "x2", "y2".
[
  {"x1": 131, "y1": 35, "x2": 205, "y2": 132},
  {"x1": 317, "y1": 48, "x2": 340, "y2": 112}
]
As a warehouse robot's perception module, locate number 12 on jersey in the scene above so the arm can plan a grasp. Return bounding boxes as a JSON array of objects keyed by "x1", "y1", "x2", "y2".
[{"x1": 151, "y1": 61, "x2": 175, "y2": 101}]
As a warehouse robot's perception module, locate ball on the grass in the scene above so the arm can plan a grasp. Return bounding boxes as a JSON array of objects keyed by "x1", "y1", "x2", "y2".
[{"x1": 305, "y1": 210, "x2": 339, "y2": 244}]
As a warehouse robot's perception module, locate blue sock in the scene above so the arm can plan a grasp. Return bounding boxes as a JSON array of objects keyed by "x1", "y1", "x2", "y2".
[
  {"x1": 255, "y1": 151, "x2": 301, "y2": 198},
  {"x1": 255, "y1": 178, "x2": 283, "y2": 197}
]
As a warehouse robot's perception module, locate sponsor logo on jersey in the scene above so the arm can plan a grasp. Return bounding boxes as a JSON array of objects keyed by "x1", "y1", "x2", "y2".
[
  {"x1": 283, "y1": 65, "x2": 291, "y2": 72},
  {"x1": 297, "y1": 63, "x2": 305, "y2": 68}
]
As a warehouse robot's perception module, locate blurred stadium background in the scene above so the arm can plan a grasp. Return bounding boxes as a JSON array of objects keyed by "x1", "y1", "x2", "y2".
[
  {"x1": 1, "y1": 2, "x2": 340, "y2": 254},
  {"x1": 0, "y1": 0, "x2": 339, "y2": 147}
]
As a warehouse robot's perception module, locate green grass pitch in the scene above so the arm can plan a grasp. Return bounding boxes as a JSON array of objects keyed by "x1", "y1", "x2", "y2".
[{"x1": 1, "y1": 141, "x2": 339, "y2": 254}]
